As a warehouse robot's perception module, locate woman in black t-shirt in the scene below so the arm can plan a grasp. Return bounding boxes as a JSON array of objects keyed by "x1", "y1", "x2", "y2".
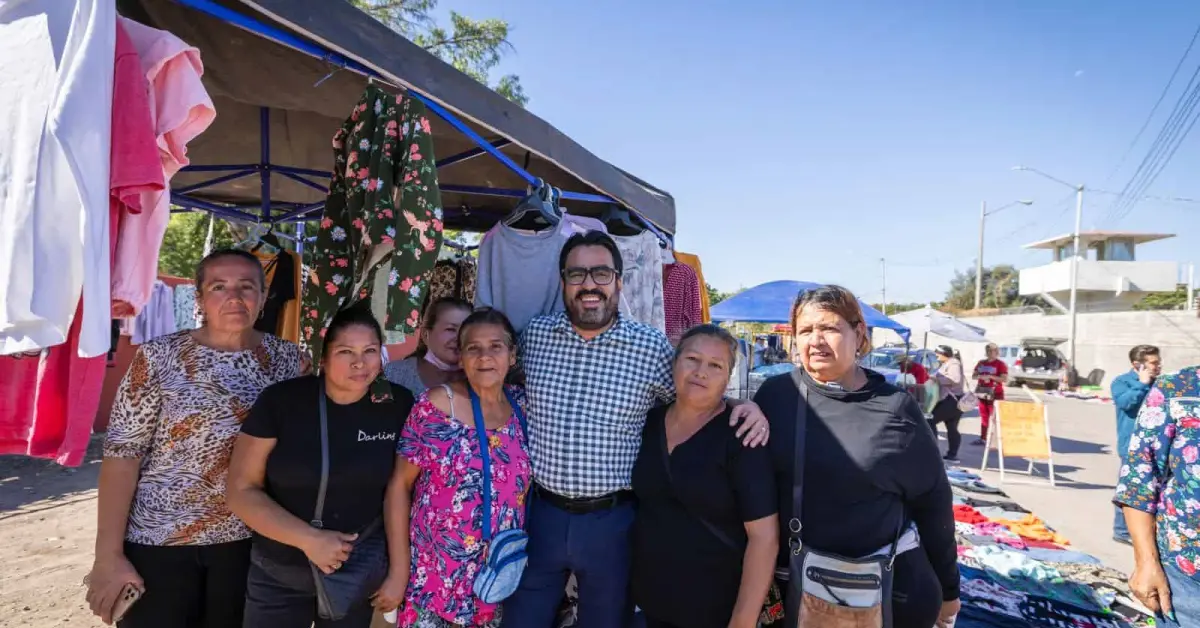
[
  {"x1": 227, "y1": 304, "x2": 415, "y2": 627},
  {"x1": 752, "y1": 286, "x2": 960, "y2": 628},
  {"x1": 631, "y1": 325, "x2": 779, "y2": 628}
]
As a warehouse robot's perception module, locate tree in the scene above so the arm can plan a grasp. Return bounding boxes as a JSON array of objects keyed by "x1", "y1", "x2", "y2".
[
  {"x1": 158, "y1": 213, "x2": 235, "y2": 278},
  {"x1": 1134, "y1": 284, "x2": 1191, "y2": 310},
  {"x1": 706, "y1": 282, "x2": 734, "y2": 306},
  {"x1": 869, "y1": 302, "x2": 926, "y2": 314},
  {"x1": 350, "y1": 0, "x2": 527, "y2": 106},
  {"x1": 943, "y1": 264, "x2": 1043, "y2": 311}
]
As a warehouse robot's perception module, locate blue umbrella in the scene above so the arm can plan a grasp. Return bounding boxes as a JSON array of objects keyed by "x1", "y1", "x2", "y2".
[{"x1": 710, "y1": 280, "x2": 910, "y2": 340}]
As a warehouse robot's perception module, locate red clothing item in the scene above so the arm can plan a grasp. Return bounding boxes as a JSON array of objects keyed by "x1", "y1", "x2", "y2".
[
  {"x1": 953, "y1": 504, "x2": 988, "y2": 524},
  {"x1": 900, "y1": 361, "x2": 929, "y2": 385},
  {"x1": 662, "y1": 262, "x2": 702, "y2": 344},
  {"x1": 974, "y1": 359, "x2": 1008, "y2": 400}
]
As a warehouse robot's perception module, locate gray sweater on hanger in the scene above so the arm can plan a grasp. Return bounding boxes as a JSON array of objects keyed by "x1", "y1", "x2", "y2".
[{"x1": 475, "y1": 223, "x2": 569, "y2": 333}]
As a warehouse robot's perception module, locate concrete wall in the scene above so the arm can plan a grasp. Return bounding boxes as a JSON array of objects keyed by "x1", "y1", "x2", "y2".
[{"x1": 875, "y1": 309, "x2": 1200, "y2": 387}]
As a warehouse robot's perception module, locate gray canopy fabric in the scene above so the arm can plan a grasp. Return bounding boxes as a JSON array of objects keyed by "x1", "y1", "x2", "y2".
[{"x1": 116, "y1": 0, "x2": 676, "y2": 234}]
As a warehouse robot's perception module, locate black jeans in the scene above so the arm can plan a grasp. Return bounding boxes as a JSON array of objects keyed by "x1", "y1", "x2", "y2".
[
  {"x1": 242, "y1": 543, "x2": 374, "y2": 628},
  {"x1": 928, "y1": 397, "x2": 963, "y2": 458},
  {"x1": 118, "y1": 539, "x2": 251, "y2": 628}
]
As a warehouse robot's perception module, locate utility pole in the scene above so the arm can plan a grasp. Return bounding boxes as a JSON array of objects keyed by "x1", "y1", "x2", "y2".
[
  {"x1": 1188, "y1": 263, "x2": 1195, "y2": 312},
  {"x1": 880, "y1": 258, "x2": 887, "y2": 315},
  {"x1": 975, "y1": 201, "x2": 986, "y2": 310},
  {"x1": 1066, "y1": 184, "x2": 1084, "y2": 369}
]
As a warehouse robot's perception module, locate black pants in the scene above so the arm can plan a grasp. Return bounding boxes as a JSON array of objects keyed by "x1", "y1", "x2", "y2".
[
  {"x1": 243, "y1": 543, "x2": 374, "y2": 628},
  {"x1": 119, "y1": 539, "x2": 251, "y2": 628},
  {"x1": 928, "y1": 397, "x2": 963, "y2": 458}
]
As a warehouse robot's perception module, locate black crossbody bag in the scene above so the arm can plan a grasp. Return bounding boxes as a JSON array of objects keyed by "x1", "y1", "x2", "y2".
[
  {"x1": 784, "y1": 370, "x2": 904, "y2": 628},
  {"x1": 308, "y1": 385, "x2": 389, "y2": 620}
]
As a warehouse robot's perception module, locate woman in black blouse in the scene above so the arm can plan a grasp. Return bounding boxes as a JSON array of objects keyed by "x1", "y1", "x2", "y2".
[
  {"x1": 753, "y1": 286, "x2": 960, "y2": 628},
  {"x1": 632, "y1": 324, "x2": 779, "y2": 628}
]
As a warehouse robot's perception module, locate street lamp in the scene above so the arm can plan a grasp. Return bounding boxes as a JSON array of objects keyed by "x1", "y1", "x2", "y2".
[
  {"x1": 1012, "y1": 166, "x2": 1085, "y2": 370},
  {"x1": 975, "y1": 199, "x2": 1034, "y2": 310}
]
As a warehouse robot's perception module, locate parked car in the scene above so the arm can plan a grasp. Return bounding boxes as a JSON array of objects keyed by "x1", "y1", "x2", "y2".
[
  {"x1": 996, "y1": 344, "x2": 1021, "y2": 377},
  {"x1": 1010, "y1": 337, "x2": 1068, "y2": 390},
  {"x1": 859, "y1": 347, "x2": 940, "y2": 386}
]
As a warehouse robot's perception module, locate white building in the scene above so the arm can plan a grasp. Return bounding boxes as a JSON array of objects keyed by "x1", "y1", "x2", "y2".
[{"x1": 1018, "y1": 231, "x2": 1179, "y2": 313}]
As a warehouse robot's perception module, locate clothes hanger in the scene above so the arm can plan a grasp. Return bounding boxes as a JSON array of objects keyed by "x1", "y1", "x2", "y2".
[
  {"x1": 601, "y1": 205, "x2": 641, "y2": 236},
  {"x1": 503, "y1": 178, "x2": 562, "y2": 230}
]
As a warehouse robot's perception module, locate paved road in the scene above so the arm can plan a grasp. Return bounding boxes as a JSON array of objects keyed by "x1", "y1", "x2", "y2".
[{"x1": 944, "y1": 387, "x2": 1134, "y2": 575}]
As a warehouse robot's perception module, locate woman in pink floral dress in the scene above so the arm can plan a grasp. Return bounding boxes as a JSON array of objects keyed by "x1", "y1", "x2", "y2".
[{"x1": 384, "y1": 307, "x2": 531, "y2": 627}]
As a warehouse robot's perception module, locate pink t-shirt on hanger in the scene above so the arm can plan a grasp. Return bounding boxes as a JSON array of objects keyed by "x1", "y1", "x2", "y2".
[{"x1": 111, "y1": 17, "x2": 215, "y2": 314}]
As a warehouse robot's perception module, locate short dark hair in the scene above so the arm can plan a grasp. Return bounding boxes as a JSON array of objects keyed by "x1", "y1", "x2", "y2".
[
  {"x1": 322, "y1": 301, "x2": 383, "y2": 361},
  {"x1": 414, "y1": 297, "x2": 472, "y2": 357},
  {"x1": 559, "y1": 230, "x2": 624, "y2": 275},
  {"x1": 1129, "y1": 344, "x2": 1160, "y2": 363},
  {"x1": 457, "y1": 307, "x2": 519, "y2": 353},
  {"x1": 675, "y1": 324, "x2": 739, "y2": 370},
  {"x1": 194, "y1": 248, "x2": 266, "y2": 291},
  {"x1": 790, "y1": 285, "x2": 872, "y2": 356}
]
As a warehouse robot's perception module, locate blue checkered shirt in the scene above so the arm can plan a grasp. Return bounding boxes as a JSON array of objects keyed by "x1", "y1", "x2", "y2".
[{"x1": 520, "y1": 312, "x2": 675, "y2": 498}]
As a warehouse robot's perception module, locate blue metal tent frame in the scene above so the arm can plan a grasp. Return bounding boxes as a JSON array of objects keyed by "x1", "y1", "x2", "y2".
[{"x1": 164, "y1": 0, "x2": 671, "y2": 250}]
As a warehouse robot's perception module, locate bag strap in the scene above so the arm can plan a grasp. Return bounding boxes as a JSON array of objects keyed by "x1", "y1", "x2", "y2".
[
  {"x1": 469, "y1": 386, "x2": 526, "y2": 544},
  {"x1": 311, "y1": 384, "x2": 331, "y2": 529},
  {"x1": 788, "y1": 370, "x2": 809, "y2": 556}
]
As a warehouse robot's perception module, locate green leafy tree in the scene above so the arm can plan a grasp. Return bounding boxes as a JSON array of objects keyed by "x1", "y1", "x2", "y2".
[
  {"x1": 706, "y1": 282, "x2": 734, "y2": 306},
  {"x1": 350, "y1": 0, "x2": 527, "y2": 106},
  {"x1": 1134, "y1": 284, "x2": 1191, "y2": 311},
  {"x1": 869, "y1": 302, "x2": 926, "y2": 314},
  {"x1": 943, "y1": 264, "x2": 1044, "y2": 311},
  {"x1": 158, "y1": 213, "x2": 236, "y2": 278}
]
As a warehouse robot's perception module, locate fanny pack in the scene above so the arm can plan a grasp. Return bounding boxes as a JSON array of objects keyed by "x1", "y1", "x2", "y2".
[
  {"x1": 309, "y1": 385, "x2": 389, "y2": 620},
  {"x1": 468, "y1": 386, "x2": 531, "y2": 604},
  {"x1": 785, "y1": 371, "x2": 905, "y2": 628}
]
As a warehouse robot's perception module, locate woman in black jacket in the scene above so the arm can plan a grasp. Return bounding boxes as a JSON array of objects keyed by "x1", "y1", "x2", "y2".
[{"x1": 753, "y1": 285, "x2": 960, "y2": 628}]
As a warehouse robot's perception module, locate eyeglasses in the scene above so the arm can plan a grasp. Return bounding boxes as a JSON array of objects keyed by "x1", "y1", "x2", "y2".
[{"x1": 561, "y1": 266, "x2": 619, "y2": 286}]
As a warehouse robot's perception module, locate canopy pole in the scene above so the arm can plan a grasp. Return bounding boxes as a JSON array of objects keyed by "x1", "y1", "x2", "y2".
[{"x1": 260, "y1": 107, "x2": 271, "y2": 220}]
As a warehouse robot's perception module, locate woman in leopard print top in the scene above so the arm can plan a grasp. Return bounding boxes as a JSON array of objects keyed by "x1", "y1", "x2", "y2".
[{"x1": 85, "y1": 249, "x2": 302, "y2": 628}]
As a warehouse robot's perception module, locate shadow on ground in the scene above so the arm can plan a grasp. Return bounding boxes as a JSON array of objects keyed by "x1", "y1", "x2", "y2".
[{"x1": 0, "y1": 435, "x2": 103, "y2": 516}]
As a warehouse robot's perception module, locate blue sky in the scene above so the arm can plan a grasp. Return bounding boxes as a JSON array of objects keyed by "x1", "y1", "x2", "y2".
[{"x1": 446, "y1": 0, "x2": 1200, "y2": 303}]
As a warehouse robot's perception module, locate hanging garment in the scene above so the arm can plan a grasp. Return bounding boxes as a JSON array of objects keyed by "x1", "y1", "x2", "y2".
[
  {"x1": 475, "y1": 224, "x2": 569, "y2": 333},
  {"x1": 561, "y1": 212, "x2": 608, "y2": 234},
  {"x1": 662, "y1": 262, "x2": 702, "y2": 343},
  {"x1": 253, "y1": 250, "x2": 298, "y2": 341},
  {"x1": 0, "y1": 0, "x2": 116, "y2": 357},
  {"x1": 130, "y1": 282, "x2": 177, "y2": 345},
  {"x1": 672, "y1": 251, "x2": 710, "y2": 323},
  {"x1": 426, "y1": 257, "x2": 479, "y2": 305},
  {"x1": 111, "y1": 17, "x2": 215, "y2": 316},
  {"x1": 301, "y1": 86, "x2": 443, "y2": 364},
  {"x1": 173, "y1": 284, "x2": 197, "y2": 331},
  {"x1": 611, "y1": 232, "x2": 666, "y2": 332}
]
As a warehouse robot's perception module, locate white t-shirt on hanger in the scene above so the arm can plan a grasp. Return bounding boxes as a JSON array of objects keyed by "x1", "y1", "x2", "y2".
[{"x1": 0, "y1": 0, "x2": 115, "y2": 357}]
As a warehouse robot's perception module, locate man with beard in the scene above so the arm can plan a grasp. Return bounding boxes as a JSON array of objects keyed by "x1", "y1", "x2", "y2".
[{"x1": 502, "y1": 231, "x2": 771, "y2": 628}]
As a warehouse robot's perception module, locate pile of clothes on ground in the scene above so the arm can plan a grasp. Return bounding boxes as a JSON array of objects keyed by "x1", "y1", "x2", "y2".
[{"x1": 947, "y1": 467, "x2": 1151, "y2": 627}]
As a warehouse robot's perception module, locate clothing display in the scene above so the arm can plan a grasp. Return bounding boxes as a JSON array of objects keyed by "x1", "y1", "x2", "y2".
[
  {"x1": 127, "y1": 281, "x2": 177, "y2": 345},
  {"x1": 1113, "y1": 366, "x2": 1200, "y2": 585},
  {"x1": 240, "y1": 376, "x2": 413, "y2": 568},
  {"x1": 398, "y1": 386, "x2": 530, "y2": 627},
  {"x1": 172, "y1": 284, "x2": 198, "y2": 331},
  {"x1": 426, "y1": 256, "x2": 478, "y2": 306},
  {"x1": 105, "y1": 332, "x2": 301, "y2": 546},
  {"x1": 661, "y1": 262, "x2": 702, "y2": 344},
  {"x1": 672, "y1": 251, "x2": 710, "y2": 323},
  {"x1": 475, "y1": 222, "x2": 570, "y2": 333},
  {"x1": 301, "y1": 85, "x2": 444, "y2": 365},
  {"x1": 111, "y1": 17, "x2": 215, "y2": 316},
  {"x1": 611, "y1": 232, "x2": 666, "y2": 332},
  {"x1": 0, "y1": 0, "x2": 115, "y2": 357},
  {"x1": 251, "y1": 249, "x2": 301, "y2": 343}
]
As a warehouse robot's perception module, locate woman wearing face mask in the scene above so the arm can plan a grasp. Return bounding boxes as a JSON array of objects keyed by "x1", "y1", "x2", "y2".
[
  {"x1": 752, "y1": 286, "x2": 959, "y2": 628},
  {"x1": 227, "y1": 304, "x2": 416, "y2": 627},
  {"x1": 385, "y1": 298, "x2": 472, "y2": 396},
  {"x1": 86, "y1": 249, "x2": 302, "y2": 627},
  {"x1": 632, "y1": 324, "x2": 779, "y2": 628},
  {"x1": 385, "y1": 307, "x2": 531, "y2": 628},
  {"x1": 929, "y1": 346, "x2": 967, "y2": 463}
]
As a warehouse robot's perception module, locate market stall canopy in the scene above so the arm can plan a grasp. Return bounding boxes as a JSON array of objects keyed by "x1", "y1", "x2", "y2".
[
  {"x1": 116, "y1": 0, "x2": 676, "y2": 233},
  {"x1": 710, "y1": 280, "x2": 911, "y2": 339},
  {"x1": 889, "y1": 306, "x2": 989, "y2": 343}
]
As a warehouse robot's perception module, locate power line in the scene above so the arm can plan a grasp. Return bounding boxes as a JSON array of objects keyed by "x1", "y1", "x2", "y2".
[{"x1": 1102, "y1": 22, "x2": 1200, "y2": 187}]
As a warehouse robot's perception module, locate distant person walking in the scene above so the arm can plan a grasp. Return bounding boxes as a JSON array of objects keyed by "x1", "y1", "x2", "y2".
[
  {"x1": 1110, "y1": 345, "x2": 1161, "y2": 545},
  {"x1": 929, "y1": 346, "x2": 966, "y2": 463},
  {"x1": 971, "y1": 344, "x2": 1008, "y2": 447}
]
